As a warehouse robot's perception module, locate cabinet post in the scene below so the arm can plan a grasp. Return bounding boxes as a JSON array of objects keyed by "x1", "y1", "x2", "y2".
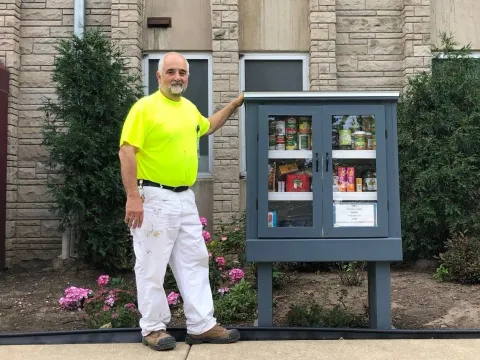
[
  {"x1": 257, "y1": 262, "x2": 273, "y2": 326},
  {"x1": 367, "y1": 261, "x2": 392, "y2": 329}
]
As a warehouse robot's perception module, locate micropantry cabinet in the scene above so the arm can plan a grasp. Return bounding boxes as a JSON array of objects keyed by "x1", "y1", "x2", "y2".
[{"x1": 243, "y1": 91, "x2": 403, "y2": 330}]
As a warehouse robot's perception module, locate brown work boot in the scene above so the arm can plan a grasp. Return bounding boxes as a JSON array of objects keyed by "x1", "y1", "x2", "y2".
[
  {"x1": 185, "y1": 324, "x2": 240, "y2": 345},
  {"x1": 142, "y1": 330, "x2": 176, "y2": 351}
]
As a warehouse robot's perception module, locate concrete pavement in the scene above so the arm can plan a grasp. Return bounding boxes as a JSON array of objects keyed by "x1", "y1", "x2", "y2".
[{"x1": 2, "y1": 339, "x2": 480, "y2": 359}]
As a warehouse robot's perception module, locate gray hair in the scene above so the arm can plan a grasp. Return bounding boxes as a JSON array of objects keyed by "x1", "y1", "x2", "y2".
[{"x1": 158, "y1": 52, "x2": 190, "y2": 75}]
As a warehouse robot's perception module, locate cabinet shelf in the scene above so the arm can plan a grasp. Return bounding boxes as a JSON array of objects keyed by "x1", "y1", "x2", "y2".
[
  {"x1": 268, "y1": 192, "x2": 313, "y2": 201},
  {"x1": 268, "y1": 150, "x2": 375, "y2": 159},
  {"x1": 269, "y1": 150, "x2": 312, "y2": 159},
  {"x1": 333, "y1": 192, "x2": 377, "y2": 201},
  {"x1": 332, "y1": 150, "x2": 376, "y2": 159}
]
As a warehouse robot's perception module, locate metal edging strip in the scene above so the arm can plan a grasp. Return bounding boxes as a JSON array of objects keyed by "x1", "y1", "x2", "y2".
[{"x1": 2, "y1": 327, "x2": 480, "y2": 345}]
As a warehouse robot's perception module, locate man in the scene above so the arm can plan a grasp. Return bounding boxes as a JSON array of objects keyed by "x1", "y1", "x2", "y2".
[{"x1": 118, "y1": 52, "x2": 244, "y2": 351}]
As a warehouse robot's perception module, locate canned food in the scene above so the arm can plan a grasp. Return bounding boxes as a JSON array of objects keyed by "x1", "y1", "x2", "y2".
[
  {"x1": 298, "y1": 117, "x2": 311, "y2": 134},
  {"x1": 275, "y1": 135, "x2": 285, "y2": 150},
  {"x1": 269, "y1": 134, "x2": 276, "y2": 149},
  {"x1": 286, "y1": 134, "x2": 297, "y2": 150},
  {"x1": 275, "y1": 120, "x2": 285, "y2": 135},
  {"x1": 269, "y1": 117, "x2": 276, "y2": 134},
  {"x1": 286, "y1": 118, "x2": 297, "y2": 134},
  {"x1": 298, "y1": 134, "x2": 310, "y2": 150}
]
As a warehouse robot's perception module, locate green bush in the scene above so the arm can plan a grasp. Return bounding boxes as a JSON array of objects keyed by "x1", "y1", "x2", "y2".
[
  {"x1": 41, "y1": 29, "x2": 143, "y2": 271},
  {"x1": 335, "y1": 261, "x2": 366, "y2": 286},
  {"x1": 436, "y1": 233, "x2": 480, "y2": 284},
  {"x1": 213, "y1": 279, "x2": 257, "y2": 325},
  {"x1": 397, "y1": 33, "x2": 480, "y2": 260},
  {"x1": 286, "y1": 294, "x2": 368, "y2": 328}
]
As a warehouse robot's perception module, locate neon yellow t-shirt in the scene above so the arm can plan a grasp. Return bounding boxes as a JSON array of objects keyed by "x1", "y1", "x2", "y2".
[{"x1": 119, "y1": 90, "x2": 211, "y2": 187}]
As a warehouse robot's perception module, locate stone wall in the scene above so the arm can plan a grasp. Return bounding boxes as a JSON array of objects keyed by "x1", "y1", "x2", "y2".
[
  {"x1": 336, "y1": 0, "x2": 404, "y2": 90},
  {"x1": 211, "y1": 0, "x2": 241, "y2": 227},
  {"x1": 2, "y1": 0, "x2": 438, "y2": 266},
  {"x1": 2, "y1": 0, "x2": 21, "y2": 268},
  {"x1": 310, "y1": 0, "x2": 337, "y2": 90},
  {"x1": 403, "y1": 0, "x2": 431, "y2": 88}
]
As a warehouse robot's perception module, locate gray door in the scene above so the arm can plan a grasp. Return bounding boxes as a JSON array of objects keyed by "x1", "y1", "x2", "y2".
[
  {"x1": 320, "y1": 104, "x2": 389, "y2": 238},
  {"x1": 257, "y1": 105, "x2": 322, "y2": 238}
]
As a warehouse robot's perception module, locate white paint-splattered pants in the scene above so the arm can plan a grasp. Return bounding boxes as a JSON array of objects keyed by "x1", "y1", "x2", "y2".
[{"x1": 130, "y1": 186, "x2": 216, "y2": 337}]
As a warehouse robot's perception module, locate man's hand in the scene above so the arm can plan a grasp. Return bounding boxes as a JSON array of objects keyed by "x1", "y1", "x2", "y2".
[
  {"x1": 232, "y1": 93, "x2": 244, "y2": 108},
  {"x1": 125, "y1": 194, "x2": 144, "y2": 229},
  {"x1": 206, "y1": 93, "x2": 245, "y2": 135}
]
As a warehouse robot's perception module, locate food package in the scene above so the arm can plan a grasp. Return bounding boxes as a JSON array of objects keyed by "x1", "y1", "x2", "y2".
[
  {"x1": 347, "y1": 167, "x2": 355, "y2": 192},
  {"x1": 268, "y1": 163, "x2": 276, "y2": 191},
  {"x1": 338, "y1": 167, "x2": 347, "y2": 192},
  {"x1": 278, "y1": 163, "x2": 298, "y2": 175},
  {"x1": 286, "y1": 173, "x2": 310, "y2": 192}
]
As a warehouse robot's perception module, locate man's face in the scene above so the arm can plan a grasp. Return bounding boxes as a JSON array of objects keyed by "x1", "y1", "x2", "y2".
[{"x1": 157, "y1": 54, "x2": 189, "y2": 96}]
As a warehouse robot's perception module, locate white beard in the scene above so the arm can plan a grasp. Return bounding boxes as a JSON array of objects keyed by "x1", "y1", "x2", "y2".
[{"x1": 170, "y1": 83, "x2": 186, "y2": 95}]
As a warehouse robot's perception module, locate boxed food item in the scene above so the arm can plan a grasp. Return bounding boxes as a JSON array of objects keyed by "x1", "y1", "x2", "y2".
[
  {"x1": 286, "y1": 173, "x2": 310, "y2": 192},
  {"x1": 268, "y1": 211, "x2": 277, "y2": 227},
  {"x1": 279, "y1": 163, "x2": 298, "y2": 175},
  {"x1": 347, "y1": 167, "x2": 355, "y2": 192},
  {"x1": 337, "y1": 167, "x2": 347, "y2": 192}
]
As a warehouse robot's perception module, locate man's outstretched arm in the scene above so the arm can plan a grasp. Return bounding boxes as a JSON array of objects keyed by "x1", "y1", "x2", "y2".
[{"x1": 205, "y1": 93, "x2": 244, "y2": 136}]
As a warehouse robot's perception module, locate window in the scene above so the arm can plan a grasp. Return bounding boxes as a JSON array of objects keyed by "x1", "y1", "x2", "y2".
[
  {"x1": 142, "y1": 53, "x2": 213, "y2": 177},
  {"x1": 239, "y1": 53, "x2": 309, "y2": 176},
  {"x1": 431, "y1": 51, "x2": 480, "y2": 73}
]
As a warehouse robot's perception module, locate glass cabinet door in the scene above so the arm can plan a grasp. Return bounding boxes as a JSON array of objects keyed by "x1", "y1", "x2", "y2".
[
  {"x1": 320, "y1": 105, "x2": 389, "y2": 238},
  {"x1": 257, "y1": 105, "x2": 322, "y2": 238}
]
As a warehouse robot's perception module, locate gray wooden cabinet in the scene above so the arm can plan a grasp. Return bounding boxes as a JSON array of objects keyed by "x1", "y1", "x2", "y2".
[{"x1": 243, "y1": 92, "x2": 403, "y2": 330}]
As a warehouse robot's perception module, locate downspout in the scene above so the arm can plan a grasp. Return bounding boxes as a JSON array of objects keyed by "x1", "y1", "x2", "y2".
[
  {"x1": 74, "y1": 0, "x2": 85, "y2": 38},
  {"x1": 61, "y1": 0, "x2": 85, "y2": 259}
]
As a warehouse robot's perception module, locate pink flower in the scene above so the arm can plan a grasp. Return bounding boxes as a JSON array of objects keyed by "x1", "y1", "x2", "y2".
[
  {"x1": 104, "y1": 295, "x2": 115, "y2": 307},
  {"x1": 215, "y1": 256, "x2": 226, "y2": 266},
  {"x1": 208, "y1": 252, "x2": 212, "y2": 258},
  {"x1": 221, "y1": 236, "x2": 227, "y2": 241},
  {"x1": 200, "y1": 217, "x2": 207, "y2": 227},
  {"x1": 97, "y1": 275, "x2": 110, "y2": 287},
  {"x1": 124, "y1": 303, "x2": 136, "y2": 310},
  {"x1": 59, "y1": 286, "x2": 92, "y2": 310},
  {"x1": 112, "y1": 312, "x2": 119, "y2": 319},
  {"x1": 202, "y1": 230, "x2": 211, "y2": 243},
  {"x1": 229, "y1": 268, "x2": 245, "y2": 283},
  {"x1": 167, "y1": 291, "x2": 180, "y2": 305},
  {"x1": 102, "y1": 305, "x2": 110, "y2": 311},
  {"x1": 218, "y1": 287, "x2": 230, "y2": 295}
]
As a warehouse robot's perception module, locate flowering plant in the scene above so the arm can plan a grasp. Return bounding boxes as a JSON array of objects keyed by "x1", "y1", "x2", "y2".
[
  {"x1": 59, "y1": 274, "x2": 140, "y2": 329},
  {"x1": 200, "y1": 216, "x2": 246, "y2": 298}
]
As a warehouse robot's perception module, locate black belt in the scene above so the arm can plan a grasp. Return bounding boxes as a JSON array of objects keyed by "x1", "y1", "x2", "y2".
[{"x1": 138, "y1": 179, "x2": 189, "y2": 193}]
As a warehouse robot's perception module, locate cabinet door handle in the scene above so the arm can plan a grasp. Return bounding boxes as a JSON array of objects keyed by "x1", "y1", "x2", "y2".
[
  {"x1": 315, "y1": 153, "x2": 319, "y2": 172},
  {"x1": 325, "y1": 152, "x2": 329, "y2": 172}
]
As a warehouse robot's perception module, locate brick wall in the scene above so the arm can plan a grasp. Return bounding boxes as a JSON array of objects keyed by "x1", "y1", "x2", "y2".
[
  {"x1": 2, "y1": 0, "x2": 21, "y2": 268},
  {"x1": 310, "y1": 0, "x2": 337, "y2": 90},
  {"x1": 211, "y1": 0, "x2": 241, "y2": 227},
  {"x1": 336, "y1": 0, "x2": 404, "y2": 90},
  {"x1": 403, "y1": 0, "x2": 431, "y2": 88},
  {"x1": 111, "y1": 0, "x2": 142, "y2": 74},
  {"x1": 3, "y1": 0, "x2": 437, "y2": 266},
  {"x1": 4, "y1": 0, "x2": 113, "y2": 266},
  {"x1": 16, "y1": 0, "x2": 75, "y2": 265}
]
